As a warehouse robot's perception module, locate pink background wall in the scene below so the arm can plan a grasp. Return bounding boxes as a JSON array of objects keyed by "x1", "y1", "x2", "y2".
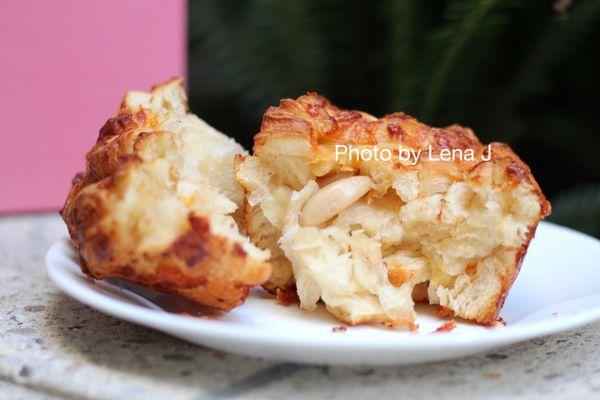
[{"x1": 0, "y1": 0, "x2": 186, "y2": 214}]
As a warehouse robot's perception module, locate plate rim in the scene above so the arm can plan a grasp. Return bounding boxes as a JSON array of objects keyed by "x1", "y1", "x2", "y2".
[{"x1": 46, "y1": 221, "x2": 600, "y2": 351}]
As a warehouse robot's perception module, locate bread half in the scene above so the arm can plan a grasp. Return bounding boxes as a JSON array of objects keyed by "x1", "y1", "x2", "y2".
[
  {"x1": 61, "y1": 78, "x2": 271, "y2": 311},
  {"x1": 236, "y1": 93, "x2": 550, "y2": 327}
]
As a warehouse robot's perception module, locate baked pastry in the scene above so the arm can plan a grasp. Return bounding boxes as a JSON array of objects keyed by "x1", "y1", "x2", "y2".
[
  {"x1": 236, "y1": 93, "x2": 550, "y2": 328},
  {"x1": 61, "y1": 78, "x2": 271, "y2": 311}
]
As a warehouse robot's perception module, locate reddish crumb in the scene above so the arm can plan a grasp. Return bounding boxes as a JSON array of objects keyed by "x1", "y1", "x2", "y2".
[
  {"x1": 436, "y1": 305, "x2": 454, "y2": 318},
  {"x1": 485, "y1": 371, "x2": 502, "y2": 379},
  {"x1": 331, "y1": 326, "x2": 347, "y2": 333},
  {"x1": 380, "y1": 319, "x2": 419, "y2": 331},
  {"x1": 494, "y1": 317, "x2": 507, "y2": 327},
  {"x1": 275, "y1": 288, "x2": 299, "y2": 306},
  {"x1": 434, "y1": 319, "x2": 456, "y2": 333}
]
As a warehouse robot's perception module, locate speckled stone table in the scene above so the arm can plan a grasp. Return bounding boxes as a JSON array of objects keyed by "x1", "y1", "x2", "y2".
[{"x1": 1, "y1": 213, "x2": 599, "y2": 400}]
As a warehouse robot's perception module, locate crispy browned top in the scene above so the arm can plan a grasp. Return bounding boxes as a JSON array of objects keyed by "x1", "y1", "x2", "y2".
[
  {"x1": 254, "y1": 92, "x2": 551, "y2": 217},
  {"x1": 256, "y1": 93, "x2": 480, "y2": 150}
]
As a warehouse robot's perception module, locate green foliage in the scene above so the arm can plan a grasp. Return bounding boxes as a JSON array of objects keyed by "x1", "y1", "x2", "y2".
[
  {"x1": 407, "y1": 0, "x2": 506, "y2": 119},
  {"x1": 188, "y1": 0, "x2": 600, "y2": 236}
]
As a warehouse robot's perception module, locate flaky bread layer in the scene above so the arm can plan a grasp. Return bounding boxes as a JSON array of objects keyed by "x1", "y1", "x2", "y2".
[
  {"x1": 237, "y1": 93, "x2": 550, "y2": 327},
  {"x1": 62, "y1": 79, "x2": 270, "y2": 311}
]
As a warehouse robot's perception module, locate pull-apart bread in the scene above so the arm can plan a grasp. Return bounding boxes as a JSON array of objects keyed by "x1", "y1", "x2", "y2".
[
  {"x1": 61, "y1": 79, "x2": 271, "y2": 311},
  {"x1": 236, "y1": 93, "x2": 550, "y2": 328}
]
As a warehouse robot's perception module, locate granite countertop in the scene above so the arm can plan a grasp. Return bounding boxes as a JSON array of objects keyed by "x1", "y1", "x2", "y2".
[{"x1": 1, "y1": 213, "x2": 599, "y2": 400}]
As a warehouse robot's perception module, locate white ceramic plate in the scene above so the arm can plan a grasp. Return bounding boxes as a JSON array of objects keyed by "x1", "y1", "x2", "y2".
[{"x1": 46, "y1": 222, "x2": 600, "y2": 365}]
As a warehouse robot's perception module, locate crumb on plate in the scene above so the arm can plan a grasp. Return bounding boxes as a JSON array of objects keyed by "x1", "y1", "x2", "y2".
[{"x1": 434, "y1": 319, "x2": 457, "y2": 333}]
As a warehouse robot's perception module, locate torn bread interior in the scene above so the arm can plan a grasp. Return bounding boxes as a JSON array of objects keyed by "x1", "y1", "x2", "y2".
[
  {"x1": 236, "y1": 93, "x2": 550, "y2": 328},
  {"x1": 61, "y1": 78, "x2": 271, "y2": 311}
]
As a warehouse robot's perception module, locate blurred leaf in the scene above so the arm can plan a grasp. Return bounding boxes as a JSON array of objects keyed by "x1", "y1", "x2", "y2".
[{"x1": 400, "y1": 0, "x2": 506, "y2": 120}]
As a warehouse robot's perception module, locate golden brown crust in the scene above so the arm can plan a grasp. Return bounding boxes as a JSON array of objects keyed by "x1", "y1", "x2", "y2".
[
  {"x1": 61, "y1": 78, "x2": 271, "y2": 311},
  {"x1": 255, "y1": 93, "x2": 551, "y2": 204},
  {"x1": 86, "y1": 109, "x2": 156, "y2": 181},
  {"x1": 243, "y1": 92, "x2": 551, "y2": 325},
  {"x1": 255, "y1": 93, "x2": 549, "y2": 202},
  {"x1": 70, "y1": 183, "x2": 269, "y2": 310}
]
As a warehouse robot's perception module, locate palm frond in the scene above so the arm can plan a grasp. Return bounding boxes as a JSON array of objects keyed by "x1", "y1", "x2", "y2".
[{"x1": 415, "y1": 0, "x2": 501, "y2": 120}]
